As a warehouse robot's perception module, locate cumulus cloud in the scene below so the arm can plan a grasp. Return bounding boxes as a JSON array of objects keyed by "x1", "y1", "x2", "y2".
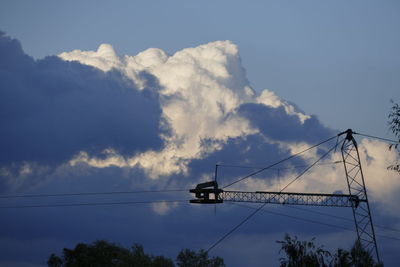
[
  {"x1": 0, "y1": 32, "x2": 163, "y2": 191},
  {"x1": 358, "y1": 139, "x2": 400, "y2": 215},
  {"x1": 60, "y1": 40, "x2": 333, "y2": 180},
  {"x1": 57, "y1": 38, "x2": 400, "y2": 221},
  {"x1": 2, "y1": 31, "x2": 398, "y2": 215}
]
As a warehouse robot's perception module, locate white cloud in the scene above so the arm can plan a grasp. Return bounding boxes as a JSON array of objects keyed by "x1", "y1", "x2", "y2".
[
  {"x1": 57, "y1": 39, "x2": 400, "y2": 218},
  {"x1": 256, "y1": 89, "x2": 310, "y2": 123},
  {"x1": 6, "y1": 33, "x2": 399, "y2": 218},
  {"x1": 358, "y1": 139, "x2": 400, "y2": 215},
  {"x1": 59, "y1": 44, "x2": 122, "y2": 72},
  {"x1": 237, "y1": 138, "x2": 400, "y2": 219},
  {"x1": 60, "y1": 41, "x2": 313, "y2": 178},
  {"x1": 69, "y1": 149, "x2": 128, "y2": 168},
  {"x1": 151, "y1": 201, "x2": 179, "y2": 215}
]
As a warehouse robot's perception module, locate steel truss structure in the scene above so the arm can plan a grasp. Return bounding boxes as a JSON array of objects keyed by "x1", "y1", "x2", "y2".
[
  {"x1": 220, "y1": 191, "x2": 356, "y2": 207},
  {"x1": 341, "y1": 130, "x2": 380, "y2": 262},
  {"x1": 190, "y1": 129, "x2": 380, "y2": 262}
]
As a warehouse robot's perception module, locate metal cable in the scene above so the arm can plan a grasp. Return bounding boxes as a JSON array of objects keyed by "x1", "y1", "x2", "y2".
[
  {"x1": 222, "y1": 135, "x2": 338, "y2": 189},
  {"x1": 0, "y1": 189, "x2": 189, "y2": 199},
  {"x1": 354, "y1": 132, "x2": 399, "y2": 144},
  {"x1": 206, "y1": 139, "x2": 340, "y2": 252},
  {"x1": 232, "y1": 203, "x2": 400, "y2": 242},
  {"x1": 0, "y1": 199, "x2": 190, "y2": 209},
  {"x1": 217, "y1": 161, "x2": 342, "y2": 170},
  {"x1": 285, "y1": 205, "x2": 400, "y2": 233}
]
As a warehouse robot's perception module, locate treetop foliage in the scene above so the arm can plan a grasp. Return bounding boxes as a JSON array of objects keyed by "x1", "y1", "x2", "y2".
[
  {"x1": 388, "y1": 100, "x2": 400, "y2": 173},
  {"x1": 277, "y1": 234, "x2": 383, "y2": 267},
  {"x1": 47, "y1": 240, "x2": 225, "y2": 267}
]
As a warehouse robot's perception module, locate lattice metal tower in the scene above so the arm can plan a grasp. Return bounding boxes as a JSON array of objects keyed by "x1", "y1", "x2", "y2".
[
  {"x1": 190, "y1": 129, "x2": 380, "y2": 262},
  {"x1": 341, "y1": 129, "x2": 380, "y2": 261}
]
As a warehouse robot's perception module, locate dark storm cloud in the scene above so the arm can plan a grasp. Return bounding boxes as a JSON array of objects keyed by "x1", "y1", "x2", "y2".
[
  {"x1": 0, "y1": 31, "x2": 163, "y2": 166},
  {"x1": 238, "y1": 103, "x2": 335, "y2": 143}
]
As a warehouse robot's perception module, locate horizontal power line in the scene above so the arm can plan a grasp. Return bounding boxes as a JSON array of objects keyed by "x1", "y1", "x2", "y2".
[
  {"x1": 231, "y1": 203, "x2": 400, "y2": 242},
  {"x1": 286, "y1": 205, "x2": 400, "y2": 234},
  {"x1": 0, "y1": 189, "x2": 190, "y2": 199},
  {"x1": 0, "y1": 199, "x2": 190, "y2": 209}
]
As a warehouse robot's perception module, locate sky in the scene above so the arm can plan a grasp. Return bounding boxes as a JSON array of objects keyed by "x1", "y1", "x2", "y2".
[{"x1": 0, "y1": 1, "x2": 400, "y2": 266}]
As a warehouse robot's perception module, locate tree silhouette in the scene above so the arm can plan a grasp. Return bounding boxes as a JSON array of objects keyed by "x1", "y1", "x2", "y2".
[
  {"x1": 176, "y1": 249, "x2": 225, "y2": 267},
  {"x1": 331, "y1": 248, "x2": 351, "y2": 267},
  {"x1": 277, "y1": 234, "x2": 331, "y2": 267},
  {"x1": 47, "y1": 240, "x2": 174, "y2": 267},
  {"x1": 48, "y1": 240, "x2": 225, "y2": 267},
  {"x1": 47, "y1": 254, "x2": 63, "y2": 267},
  {"x1": 277, "y1": 234, "x2": 383, "y2": 267},
  {"x1": 388, "y1": 100, "x2": 400, "y2": 173}
]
